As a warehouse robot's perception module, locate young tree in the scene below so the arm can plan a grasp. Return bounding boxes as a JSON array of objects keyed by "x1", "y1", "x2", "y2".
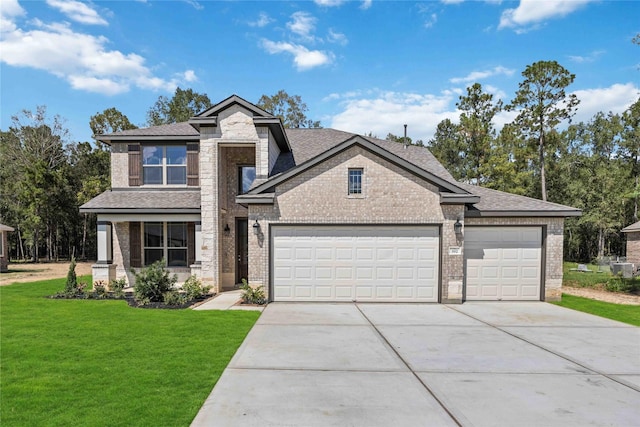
[
  {"x1": 621, "y1": 98, "x2": 640, "y2": 221},
  {"x1": 507, "y1": 60, "x2": 579, "y2": 201},
  {"x1": 456, "y1": 83, "x2": 503, "y2": 185},
  {"x1": 427, "y1": 119, "x2": 466, "y2": 181},
  {"x1": 146, "y1": 87, "x2": 212, "y2": 126},
  {"x1": 90, "y1": 107, "x2": 137, "y2": 136},
  {"x1": 257, "y1": 90, "x2": 321, "y2": 128}
]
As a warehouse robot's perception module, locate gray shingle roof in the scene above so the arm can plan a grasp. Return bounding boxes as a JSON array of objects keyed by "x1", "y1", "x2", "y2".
[
  {"x1": 98, "y1": 122, "x2": 199, "y2": 139},
  {"x1": 80, "y1": 190, "x2": 200, "y2": 213},
  {"x1": 622, "y1": 221, "x2": 640, "y2": 233},
  {"x1": 0, "y1": 223, "x2": 14, "y2": 232},
  {"x1": 459, "y1": 184, "x2": 581, "y2": 216}
]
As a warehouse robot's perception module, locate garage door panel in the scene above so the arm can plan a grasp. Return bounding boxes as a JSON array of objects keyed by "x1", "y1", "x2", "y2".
[
  {"x1": 272, "y1": 226, "x2": 439, "y2": 302},
  {"x1": 465, "y1": 227, "x2": 542, "y2": 301}
]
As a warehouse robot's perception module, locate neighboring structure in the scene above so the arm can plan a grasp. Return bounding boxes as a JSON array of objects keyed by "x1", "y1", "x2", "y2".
[
  {"x1": 81, "y1": 95, "x2": 581, "y2": 303},
  {"x1": 621, "y1": 221, "x2": 640, "y2": 268},
  {"x1": 0, "y1": 223, "x2": 14, "y2": 273}
]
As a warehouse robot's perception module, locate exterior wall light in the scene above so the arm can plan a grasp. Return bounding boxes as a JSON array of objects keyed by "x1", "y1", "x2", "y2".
[
  {"x1": 224, "y1": 224, "x2": 230, "y2": 235},
  {"x1": 454, "y1": 218, "x2": 463, "y2": 235},
  {"x1": 253, "y1": 219, "x2": 261, "y2": 235}
]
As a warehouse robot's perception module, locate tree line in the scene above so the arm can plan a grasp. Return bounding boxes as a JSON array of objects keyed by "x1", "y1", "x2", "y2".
[{"x1": 0, "y1": 69, "x2": 636, "y2": 264}]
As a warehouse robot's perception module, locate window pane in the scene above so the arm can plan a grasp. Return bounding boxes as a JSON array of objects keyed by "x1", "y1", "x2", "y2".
[
  {"x1": 167, "y1": 166, "x2": 187, "y2": 185},
  {"x1": 168, "y1": 249, "x2": 187, "y2": 267},
  {"x1": 143, "y1": 146, "x2": 162, "y2": 165},
  {"x1": 348, "y1": 169, "x2": 362, "y2": 194},
  {"x1": 145, "y1": 249, "x2": 164, "y2": 266},
  {"x1": 144, "y1": 223, "x2": 163, "y2": 247},
  {"x1": 240, "y1": 166, "x2": 256, "y2": 194},
  {"x1": 143, "y1": 166, "x2": 163, "y2": 185},
  {"x1": 168, "y1": 223, "x2": 187, "y2": 247},
  {"x1": 166, "y1": 146, "x2": 187, "y2": 165}
]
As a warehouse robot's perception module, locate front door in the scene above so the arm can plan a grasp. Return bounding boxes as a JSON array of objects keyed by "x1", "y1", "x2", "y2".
[{"x1": 236, "y1": 218, "x2": 249, "y2": 284}]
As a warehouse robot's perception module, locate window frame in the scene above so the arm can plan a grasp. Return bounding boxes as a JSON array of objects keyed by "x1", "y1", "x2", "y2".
[
  {"x1": 238, "y1": 165, "x2": 257, "y2": 195},
  {"x1": 347, "y1": 168, "x2": 364, "y2": 196},
  {"x1": 142, "y1": 145, "x2": 187, "y2": 186},
  {"x1": 142, "y1": 222, "x2": 188, "y2": 267}
]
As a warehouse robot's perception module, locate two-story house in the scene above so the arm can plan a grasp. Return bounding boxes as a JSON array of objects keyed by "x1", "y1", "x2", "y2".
[{"x1": 80, "y1": 94, "x2": 581, "y2": 303}]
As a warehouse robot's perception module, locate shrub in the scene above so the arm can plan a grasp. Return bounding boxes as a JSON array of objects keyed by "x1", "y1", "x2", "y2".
[
  {"x1": 93, "y1": 280, "x2": 108, "y2": 298},
  {"x1": 606, "y1": 275, "x2": 640, "y2": 293},
  {"x1": 109, "y1": 278, "x2": 127, "y2": 298},
  {"x1": 240, "y1": 279, "x2": 266, "y2": 305},
  {"x1": 182, "y1": 275, "x2": 211, "y2": 300},
  {"x1": 64, "y1": 257, "x2": 78, "y2": 295},
  {"x1": 132, "y1": 261, "x2": 177, "y2": 305},
  {"x1": 163, "y1": 290, "x2": 187, "y2": 306}
]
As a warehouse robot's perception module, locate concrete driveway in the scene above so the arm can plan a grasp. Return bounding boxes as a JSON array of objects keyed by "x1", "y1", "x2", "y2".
[{"x1": 191, "y1": 302, "x2": 640, "y2": 426}]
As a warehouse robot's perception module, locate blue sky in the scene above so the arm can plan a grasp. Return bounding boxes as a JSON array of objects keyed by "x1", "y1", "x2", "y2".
[{"x1": 1, "y1": 0, "x2": 638, "y2": 144}]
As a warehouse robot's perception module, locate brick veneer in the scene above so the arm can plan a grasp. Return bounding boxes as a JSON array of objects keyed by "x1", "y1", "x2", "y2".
[{"x1": 626, "y1": 232, "x2": 640, "y2": 266}]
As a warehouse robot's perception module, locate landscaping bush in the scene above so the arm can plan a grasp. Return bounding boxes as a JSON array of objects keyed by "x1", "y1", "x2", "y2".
[
  {"x1": 605, "y1": 275, "x2": 640, "y2": 294},
  {"x1": 240, "y1": 279, "x2": 266, "y2": 305},
  {"x1": 182, "y1": 275, "x2": 211, "y2": 300},
  {"x1": 53, "y1": 258, "x2": 87, "y2": 298},
  {"x1": 163, "y1": 290, "x2": 187, "y2": 306},
  {"x1": 132, "y1": 261, "x2": 177, "y2": 305},
  {"x1": 93, "y1": 280, "x2": 108, "y2": 298},
  {"x1": 109, "y1": 278, "x2": 127, "y2": 298}
]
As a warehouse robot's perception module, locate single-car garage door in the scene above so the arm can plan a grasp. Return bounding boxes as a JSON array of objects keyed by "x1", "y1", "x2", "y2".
[
  {"x1": 272, "y1": 226, "x2": 439, "y2": 302},
  {"x1": 464, "y1": 226, "x2": 542, "y2": 301}
]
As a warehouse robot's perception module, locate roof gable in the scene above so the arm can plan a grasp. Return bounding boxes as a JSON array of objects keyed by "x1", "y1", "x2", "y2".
[
  {"x1": 244, "y1": 135, "x2": 476, "y2": 201},
  {"x1": 194, "y1": 94, "x2": 274, "y2": 119}
]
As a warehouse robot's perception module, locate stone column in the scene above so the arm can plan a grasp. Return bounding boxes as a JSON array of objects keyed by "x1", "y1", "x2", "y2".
[{"x1": 93, "y1": 221, "x2": 116, "y2": 283}]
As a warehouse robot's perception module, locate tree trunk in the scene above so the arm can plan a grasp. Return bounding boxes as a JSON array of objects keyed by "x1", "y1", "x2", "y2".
[
  {"x1": 81, "y1": 213, "x2": 87, "y2": 260},
  {"x1": 33, "y1": 229, "x2": 39, "y2": 263},
  {"x1": 539, "y1": 130, "x2": 547, "y2": 201},
  {"x1": 597, "y1": 228, "x2": 604, "y2": 259}
]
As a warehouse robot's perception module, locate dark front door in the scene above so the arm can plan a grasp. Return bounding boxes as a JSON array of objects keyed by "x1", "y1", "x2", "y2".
[{"x1": 236, "y1": 218, "x2": 249, "y2": 284}]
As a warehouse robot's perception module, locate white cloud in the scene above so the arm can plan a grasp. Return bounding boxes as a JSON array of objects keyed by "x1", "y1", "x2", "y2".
[
  {"x1": 499, "y1": 0, "x2": 594, "y2": 31},
  {"x1": 449, "y1": 66, "x2": 515, "y2": 84},
  {"x1": 182, "y1": 70, "x2": 197, "y2": 82},
  {"x1": 424, "y1": 13, "x2": 437, "y2": 28},
  {"x1": 314, "y1": 0, "x2": 345, "y2": 6},
  {"x1": 329, "y1": 90, "x2": 459, "y2": 142},
  {"x1": 0, "y1": 0, "x2": 25, "y2": 31},
  {"x1": 46, "y1": 0, "x2": 107, "y2": 26},
  {"x1": 360, "y1": 0, "x2": 372, "y2": 10},
  {"x1": 441, "y1": 0, "x2": 464, "y2": 4},
  {"x1": 568, "y1": 50, "x2": 605, "y2": 63},
  {"x1": 261, "y1": 39, "x2": 334, "y2": 71},
  {"x1": 181, "y1": 0, "x2": 203, "y2": 10},
  {"x1": 327, "y1": 28, "x2": 348, "y2": 45},
  {"x1": 287, "y1": 11, "x2": 316, "y2": 41},
  {"x1": 0, "y1": 14, "x2": 196, "y2": 96},
  {"x1": 571, "y1": 83, "x2": 640, "y2": 124},
  {"x1": 248, "y1": 12, "x2": 272, "y2": 28}
]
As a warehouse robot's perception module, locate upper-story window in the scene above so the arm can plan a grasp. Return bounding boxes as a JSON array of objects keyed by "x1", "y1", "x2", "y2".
[
  {"x1": 142, "y1": 146, "x2": 187, "y2": 185},
  {"x1": 238, "y1": 166, "x2": 256, "y2": 194},
  {"x1": 348, "y1": 168, "x2": 363, "y2": 195}
]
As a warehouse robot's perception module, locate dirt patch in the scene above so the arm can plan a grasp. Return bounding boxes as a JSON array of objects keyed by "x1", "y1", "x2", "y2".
[
  {"x1": 562, "y1": 286, "x2": 640, "y2": 306},
  {"x1": 0, "y1": 261, "x2": 94, "y2": 286}
]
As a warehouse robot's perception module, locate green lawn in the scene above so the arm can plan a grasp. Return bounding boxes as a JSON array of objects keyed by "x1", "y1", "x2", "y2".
[
  {"x1": 1, "y1": 276, "x2": 260, "y2": 426},
  {"x1": 553, "y1": 294, "x2": 640, "y2": 326},
  {"x1": 562, "y1": 262, "x2": 612, "y2": 288}
]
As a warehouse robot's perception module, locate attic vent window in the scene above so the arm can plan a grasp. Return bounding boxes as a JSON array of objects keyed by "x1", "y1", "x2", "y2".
[{"x1": 348, "y1": 168, "x2": 363, "y2": 195}]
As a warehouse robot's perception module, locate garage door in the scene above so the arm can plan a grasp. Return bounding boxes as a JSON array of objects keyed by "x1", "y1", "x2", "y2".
[
  {"x1": 272, "y1": 226, "x2": 439, "y2": 302},
  {"x1": 464, "y1": 227, "x2": 542, "y2": 301}
]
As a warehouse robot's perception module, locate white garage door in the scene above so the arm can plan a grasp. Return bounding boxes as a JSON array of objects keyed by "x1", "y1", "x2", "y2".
[
  {"x1": 272, "y1": 226, "x2": 439, "y2": 302},
  {"x1": 464, "y1": 227, "x2": 542, "y2": 301}
]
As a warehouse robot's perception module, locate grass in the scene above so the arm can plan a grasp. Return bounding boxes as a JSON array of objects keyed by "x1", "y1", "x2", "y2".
[
  {"x1": 553, "y1": 294, "x2": 640, "y2": 327},
  {"x1": 1, "y1": 276, "x2": 260, "y2": 426},
  {"x1": 562, "y1": 262, "x2": 612, "y2": 288}
]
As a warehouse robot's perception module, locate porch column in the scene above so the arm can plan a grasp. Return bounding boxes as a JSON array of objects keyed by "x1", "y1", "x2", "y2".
[
  {"x1": 194, "y1": 221, "x2": 202, "y2": 264},
  {"x1": 96, "y1": 221, "x2": 112, "y2": 264}
]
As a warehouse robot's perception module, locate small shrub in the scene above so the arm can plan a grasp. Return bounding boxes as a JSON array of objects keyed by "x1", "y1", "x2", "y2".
[
  {"x1": 132, "y1": 261, "x2": 177, "y2": 305},
  {"x1": 240, "y1": 279, "x2": 266, "y2": 305},
  {"x1": 109, "y1": 278, "x2": 127, "y2": 298},
  {"x1": 93, "y1": 280, "x2": 108, "y2": 298},
  {"x1": 64, "y1": 258, "x2": 78, "y2": 295},
  {"x1": 163, "y1": 290, "x2": 187, "y2": 306},
  {"x1": 605, "y1": 275, "x2": 640, "y2": 293},
  {"x1": 182, "y1": 275, "x2": 211, "y2": 300}
]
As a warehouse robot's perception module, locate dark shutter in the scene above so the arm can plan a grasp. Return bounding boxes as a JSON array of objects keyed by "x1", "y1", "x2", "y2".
[
  {"x1": 187, "y1": 143, "x2": 199, "y2": 187},
  {"x1": 129, "y1": 222, "x2": 142, "y2": 268},
  {"x1": 187, "y1": 222, "x2": 195, "y2": 266},
  {"x1": 128, "y1": 144, "x2": 141, "y2": 187}
]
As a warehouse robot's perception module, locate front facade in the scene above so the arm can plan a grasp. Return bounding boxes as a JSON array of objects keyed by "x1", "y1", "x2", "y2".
[{"x1": 81, "y1": 95, "x2": 581, "y2": 303}]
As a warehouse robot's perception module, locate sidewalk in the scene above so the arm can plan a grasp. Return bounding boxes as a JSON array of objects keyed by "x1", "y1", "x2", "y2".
[{"x1": 193, "y1": 290, "x2": 264, "y2": 311}]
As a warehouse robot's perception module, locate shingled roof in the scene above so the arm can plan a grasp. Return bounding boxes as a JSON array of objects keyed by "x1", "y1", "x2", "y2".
[
  {"x1": 622, "y1": 221, "x2": 640, "y2": 233},
  {"x1": 80, "y1": 190, "x2": 200, "y2": 213},
  {"x1": 96, "y1": 122, "x2": 199, "y2": 142}
]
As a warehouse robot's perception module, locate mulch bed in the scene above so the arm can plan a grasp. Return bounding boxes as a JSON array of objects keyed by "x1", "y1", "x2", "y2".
[{"x1": 49, "y1": 292, "x2": 212, "y2": 309}]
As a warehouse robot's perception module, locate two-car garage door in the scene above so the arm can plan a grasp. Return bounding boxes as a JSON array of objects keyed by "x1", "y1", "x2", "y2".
[
  {"x1": 464, "y1": 226, "x2": 542, "y2": 301},
  {"x1": 272, "y1": 226, "x2": 439, "y2": 302}
]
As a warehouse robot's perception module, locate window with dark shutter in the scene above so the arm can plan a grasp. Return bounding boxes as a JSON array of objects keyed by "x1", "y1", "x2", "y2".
[
  {"x1": 128, "y1": 144, "x2": 141, "y2": 187},
  {"x1": 129, "y1": 222, "x2": 142, "y2": 267},
  {"x1": 187, "y1": 143, "x2": 199, "y2": 187}
]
